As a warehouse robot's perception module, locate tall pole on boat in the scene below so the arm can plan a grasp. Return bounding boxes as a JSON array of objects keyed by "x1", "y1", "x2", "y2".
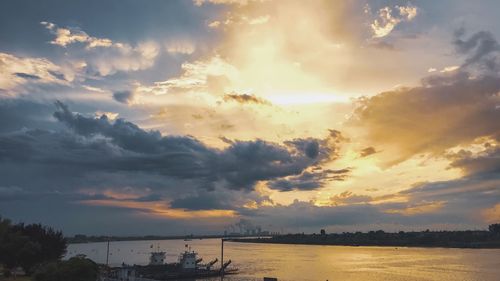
[
  {"x1": 106, "y1": 239, "x2": 110, "y2": 266},
  {"x1": 221, "y1": 238, "x2": 224, "y2": 276}
]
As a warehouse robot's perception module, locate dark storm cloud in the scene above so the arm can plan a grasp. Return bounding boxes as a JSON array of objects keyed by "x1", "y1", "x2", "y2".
[
  {"x1": 112, "y1": 90, "x2": 135, "y2": 104},
  {"x1": 0, "y1": 99, "x2": 61, "y2": 133},
  {"x1": 267, "y1": 168, "x2": 351, "y2": 192},
  {"x1": 14, "y1": 72, "x2": 41, "y2": 80},
  {"x1": 170, "y1": 192, "x2": 232, "y2": 210},
  {"x1": 0, "y1": 101, "x2": 345, "y2": 193},
  {"x1": 454, "y1": 28, "x2": 500, "y2": 70},
  {"x1": 1, "y1": 100, "x2": 495, "y2": 233},
  {"x1": 448, "y1": 145, "x2": 500, "y2": 176}
]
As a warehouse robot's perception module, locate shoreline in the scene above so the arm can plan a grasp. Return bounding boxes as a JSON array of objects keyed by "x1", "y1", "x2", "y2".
[{"x1": 228, "y1": 237, "x2": 500, "y2": 249}]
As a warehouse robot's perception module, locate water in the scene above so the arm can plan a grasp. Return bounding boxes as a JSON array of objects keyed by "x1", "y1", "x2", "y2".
[{"x1": 66, "y1": 238, "x2": 500, "y2": 281}]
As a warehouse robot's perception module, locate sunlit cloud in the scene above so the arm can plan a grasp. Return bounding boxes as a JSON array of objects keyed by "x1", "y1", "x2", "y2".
[
  {"x1": 370, "y1": 5, "x2": 418, "y2": 38},
  {"x1": 165, "y1": 40, "x2": 196, "y2": 55},
  {"x1": 0, "y1": 52, "x2": 73, "y2": 96},
  {"x1": 41, "y1": 21, "x2": 159, "y2": 76},
  {"x1": 80, "y1": 199, "x2": 237, "y2": 219}
]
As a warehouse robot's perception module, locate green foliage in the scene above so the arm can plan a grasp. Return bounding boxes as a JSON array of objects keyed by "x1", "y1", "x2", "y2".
[
  {"x1": 33, "y1": 256, "x2": 98, "y2": 281},
  {"x1": 0, "y1": 216, "x2": 67, "y2": 274}
]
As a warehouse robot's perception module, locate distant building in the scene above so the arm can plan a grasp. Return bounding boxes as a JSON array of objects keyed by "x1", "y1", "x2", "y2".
[{"x1": 320, "y1": 229, "x2": 326, "y2": 235}]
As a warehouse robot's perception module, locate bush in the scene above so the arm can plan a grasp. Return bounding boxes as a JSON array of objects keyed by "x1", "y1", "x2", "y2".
[{"x1": 33, "y1": 256, "x2": 99, "y2": 281}]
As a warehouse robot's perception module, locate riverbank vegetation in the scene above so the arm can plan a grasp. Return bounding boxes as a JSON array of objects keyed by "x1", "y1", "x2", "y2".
[
  {"x1": 232, "y1": 224, "x2": 500, "y2": 249},
  {"x1": 0, "y1": 216, "x2": 96, "y2": 281}
]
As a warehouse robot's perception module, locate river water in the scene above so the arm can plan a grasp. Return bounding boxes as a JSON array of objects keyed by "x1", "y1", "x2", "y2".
[{"x1": 66, "y1": 238, "x2": 500, "y2": 281}]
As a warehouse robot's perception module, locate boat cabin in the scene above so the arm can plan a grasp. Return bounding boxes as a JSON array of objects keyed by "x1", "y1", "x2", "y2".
[
  {"x1": 149, "y1": 251, "x2": 166, "y2": 265},
  {"x1": 179, "y1": 251, "x2": 197, "y2": 270}
]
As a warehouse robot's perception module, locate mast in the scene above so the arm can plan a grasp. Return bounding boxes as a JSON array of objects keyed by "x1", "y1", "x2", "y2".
[{"x1": 106, "y1": 239, "x2": 110, "y2": 266}]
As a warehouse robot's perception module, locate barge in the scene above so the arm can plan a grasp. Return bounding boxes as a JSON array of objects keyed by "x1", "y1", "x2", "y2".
[{"x1": 105, "y1": 240, "x2": 237, "y2": 280}]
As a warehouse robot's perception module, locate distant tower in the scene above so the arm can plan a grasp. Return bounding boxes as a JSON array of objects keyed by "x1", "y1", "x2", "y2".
[{"x1": 320, "y1": 229, "x2": 326, "y2": 235}]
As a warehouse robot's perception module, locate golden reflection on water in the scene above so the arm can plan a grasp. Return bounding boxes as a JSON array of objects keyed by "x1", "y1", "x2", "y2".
[{"x1": 67, "y1": 238, "x2": 500, "y2": 281}]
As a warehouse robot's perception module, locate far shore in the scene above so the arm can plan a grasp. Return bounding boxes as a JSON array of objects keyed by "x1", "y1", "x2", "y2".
[
  {"x1": 67, "y1": 226, "x2": 500, "y2": 249},
  {"x1": 66, "y1": 234, "x2": 269, "y2": 244},
  {"x1": 229, "y1": 237, "x2": 500, "y2": 249},
  {"x1": 228, "y1": 230, "x2": 500, "y2": 249}
]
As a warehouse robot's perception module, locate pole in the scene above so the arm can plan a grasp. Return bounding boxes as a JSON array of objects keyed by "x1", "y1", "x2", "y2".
[
  {"x1": 106, "y1": 239, "x2": 110, "y2": 266},
  {"x1": 221, "y1": 238, "x2": 224, "y2": 276}
]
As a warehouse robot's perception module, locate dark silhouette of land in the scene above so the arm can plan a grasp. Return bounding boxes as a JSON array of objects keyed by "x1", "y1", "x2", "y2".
[
  {"x1": 66, "y1": 224, "x2": 500, "y2": 249},
  {"x1": 230, "y1": 224, "x2": 500, "y2": 249},
  {"x1": 66, "y1": 233, "x2": 267, "y2": 244}
]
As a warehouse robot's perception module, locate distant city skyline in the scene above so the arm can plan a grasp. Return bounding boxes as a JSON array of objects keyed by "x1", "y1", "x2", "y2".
[{"x1": 0, "y1": 0, "x2": 499, "y2": 235}]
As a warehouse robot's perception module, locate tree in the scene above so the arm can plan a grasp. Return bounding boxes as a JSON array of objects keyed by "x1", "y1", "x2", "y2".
[
  {"x1": 0, "y1": 218, "x2": 67, "y2": 274},
  {"x1": 33, "y1": 256, "x2": 99, "y2": 281},
  {"x1": 15, "y1": 223, "x2": 67, "y2": 262},
  {"x1": 489, "y1": 223, "x2": 500, "y2": 235}
]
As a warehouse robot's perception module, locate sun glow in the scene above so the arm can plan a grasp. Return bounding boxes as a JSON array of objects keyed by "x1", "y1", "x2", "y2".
[{"x1": 266, "y1": 92, "x2": 350, "y2": 105}]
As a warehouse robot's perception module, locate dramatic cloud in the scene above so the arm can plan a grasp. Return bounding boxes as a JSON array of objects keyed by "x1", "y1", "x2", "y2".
[
  {"x1": 1, "y1": 101, "x2": 345, "y2": 194},
  {"x1": 370, "y1": 5, "x2": 417, "y2": 38},
  {"x1": 268, "y1": 168, "x2": 351, "y2": 192},
  {"x1": 2, "y1": 0, "x2": 500, "y2": 235},
  {"x1": 448, "y1": 144, "x2": 500, "y2": 176},
  {"x1": 454, "y1": 28, "x2": 500, "y2": 71},
  {"x1": 352, "y1": 74, "x2": 500, "y2": 163},
  {"x1": 351, "y1": 30, "x2": 500, "y2": 164}
]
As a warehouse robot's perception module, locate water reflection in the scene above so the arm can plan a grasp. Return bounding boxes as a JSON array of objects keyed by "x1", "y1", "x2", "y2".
[{"x1": 66, "y1": 238, "x2": 500, "y2": 281}]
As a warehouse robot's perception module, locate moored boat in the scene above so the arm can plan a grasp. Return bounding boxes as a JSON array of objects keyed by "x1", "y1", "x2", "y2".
[{"x1": 106, "y1": 242, "x2": 237, "y2": 280}]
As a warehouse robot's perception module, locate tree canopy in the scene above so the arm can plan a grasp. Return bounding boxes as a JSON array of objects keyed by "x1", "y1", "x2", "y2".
[{"x1": 0, "y1": 216, "x2": 67, "y2": 275}]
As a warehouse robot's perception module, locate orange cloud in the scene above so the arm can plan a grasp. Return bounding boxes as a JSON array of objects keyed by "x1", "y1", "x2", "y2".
[
  {"x1": 482, "y1": 203, "x2": 500, "y2": 223},
  {"x1": 79, "y1": 199, "x2": 237, "y2": 219}
]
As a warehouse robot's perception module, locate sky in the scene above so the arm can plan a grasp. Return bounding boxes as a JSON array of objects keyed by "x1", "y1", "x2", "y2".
[{"x1": 0, "y1": 0, "x2": 499, "y2": 236}]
